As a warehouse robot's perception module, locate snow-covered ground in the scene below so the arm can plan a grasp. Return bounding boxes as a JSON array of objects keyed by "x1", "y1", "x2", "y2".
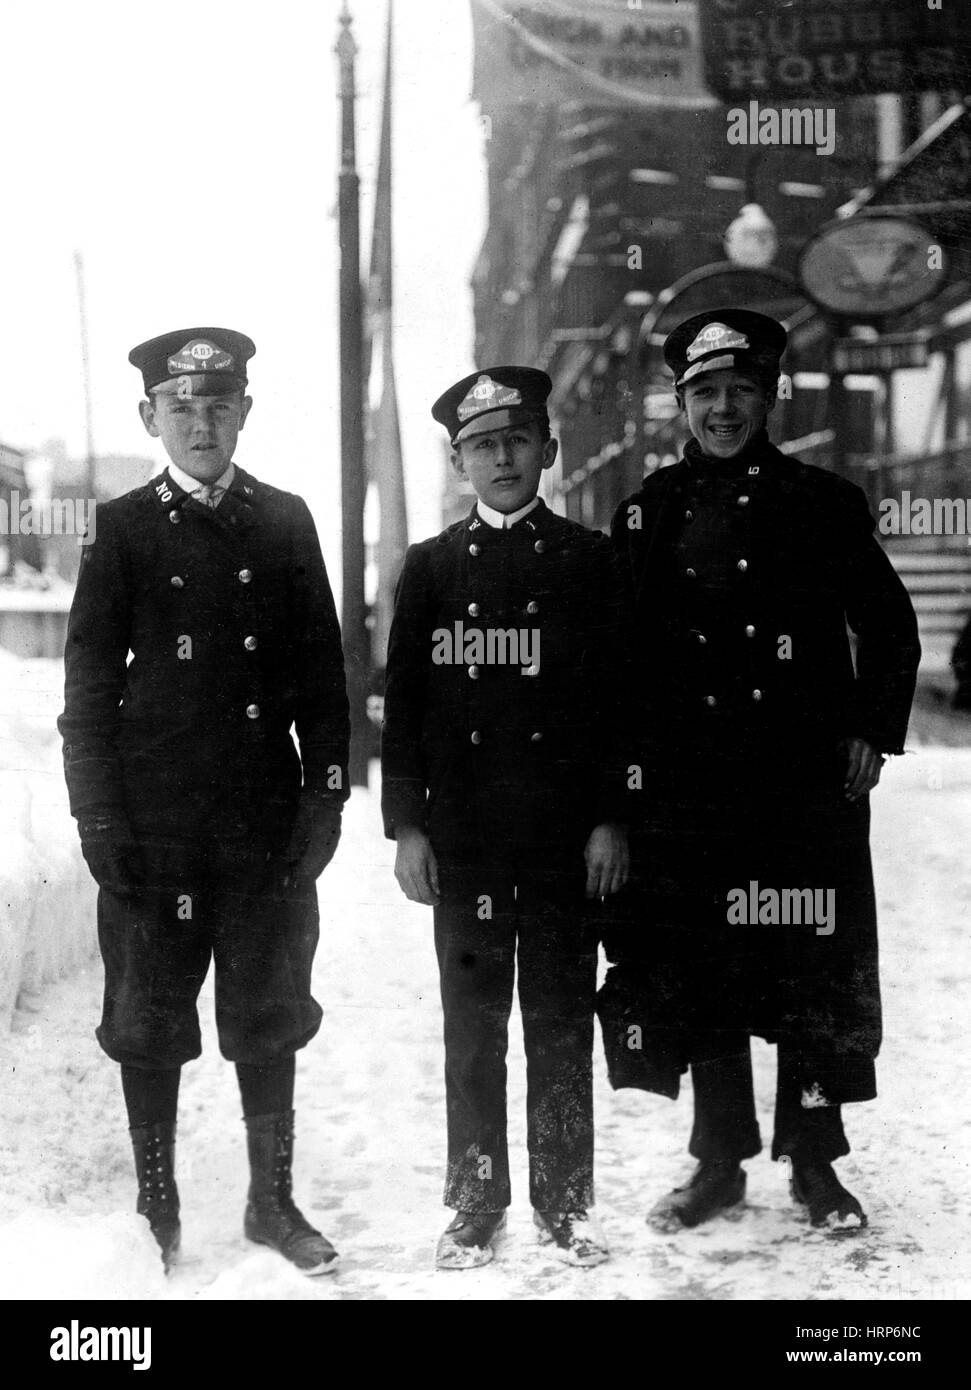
[{"x1": 0, "y1": 662, "x2": 969, "y2": 1300}]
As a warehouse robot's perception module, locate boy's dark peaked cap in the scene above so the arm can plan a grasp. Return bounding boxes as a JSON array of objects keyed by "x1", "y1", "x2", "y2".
[{"x1": 128, "y1": 326, "x2": 256, "y2": 394}]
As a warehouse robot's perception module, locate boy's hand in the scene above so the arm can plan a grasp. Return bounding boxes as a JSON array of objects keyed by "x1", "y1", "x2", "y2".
[
  {"x1": 838, "y1": 737, "x2": 884, "y2": 801},
  {"x1": 585, "y1": 822, "x2": 629, "y2": 899},
  {"x1": 394, "y1": 825, "x2": 441, "y2": 905},
  {"x1": 77, "y1": 812, "x2": 145, "y2": 898}
]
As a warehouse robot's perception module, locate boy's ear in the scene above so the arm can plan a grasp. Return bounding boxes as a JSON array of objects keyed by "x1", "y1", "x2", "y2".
[
  {"x1": 138, "y1": 398, "x2": 160, "y2": 437},
  {"x1": 239, "y1": 394, "x2": 253, "y2": 429},
  {"x1": 541, "y1": 437, "x2": 559, "y2": 471},
  {"x1": 449, "y1": 447, "x2": 467, "y2": 481}
]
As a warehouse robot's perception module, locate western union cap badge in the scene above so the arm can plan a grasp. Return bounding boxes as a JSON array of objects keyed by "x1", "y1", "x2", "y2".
[
  {"x1": 685, "y1": 323, "x2": 750, "y2": 362},
  {"x1": 166, "y1": 339, "x2": 235, "y2": 375},
  {"x1": 456, "y1": 374, "x2": 524, "y2": 422}
]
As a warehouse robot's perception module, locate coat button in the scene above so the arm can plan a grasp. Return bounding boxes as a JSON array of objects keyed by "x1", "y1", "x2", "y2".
[
  {"x1": 238, "y1": 568, "x2": 253, "y2": 583},
  {"x1": 170, "y1": 576, "x2": 184, "y2": 588},
  {"x1": 468, "y1": 664, "x2": 480, "y2": 679},
  {"x1": 684, "y1": 509, "x2": 694, "y2": 522},
  {"x1": 244, "y1": 635, "x2": 258, "y2": 651},
  {"x1": 525, "y1": 600, "x2": 539, "y2": 615},
  {"x1": 469, "y1": 543, "x2": 481, "y2": 557},
  {"x1": 697, "y1": 633, "x2": 707, "y2": 645},
  {"x1": 752, "y1": 689, "x2": 763, "y2": 701},
  {"x1": 470, "y1": 730, "x2": 482, "y2": 745},
  {"x1": 168, "y1": 510, "x2": 181, "y2": 524},
  {"x1": 737, "y1": 494, "x2": 750, "y2": 507},
  {"x1": 524, "y1": 664, "x2": 539, "y2": 677},
  {"x1": 736, "y1": 559, "x2": 748, "y2": 573},
  {"x1": 745, "y1": 624, "x2": 756, "y2": 637},
  {"x1": 534, "y1": 540, "x2": 546, "y2": 554},
  {"x1": 686, "y1": 567, "x2": 697, "y2": 579},
  {"x1": 246, "y1": 703, "x2": 260, "y2": 719},
  {"x1": 530, "y1": 731, "x2": 543, "y2": 742},
  {"x1": 467, "y1": 602, "x2": 480, "y2": 617},
  {"x1": 704, "y1": 695, "x2": 717, "y2": 707}
]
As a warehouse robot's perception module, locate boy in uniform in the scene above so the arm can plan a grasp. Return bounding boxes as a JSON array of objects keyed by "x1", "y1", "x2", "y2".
[
  {"x1": 382, "y1": 366, "x2": 630, "y2": 1268},
  {"x1": 59, "y1": 327, "x2": 349, "y2": 1274}
]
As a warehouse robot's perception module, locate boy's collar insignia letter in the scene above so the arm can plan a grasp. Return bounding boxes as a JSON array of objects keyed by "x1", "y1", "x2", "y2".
[
  {"x1": 166, "y1": 338, "x2": 234, "y2": 375},
  {"x1": 685, "y1": 323, "x2": 749, "y2": 361},
  {"x1": 457, "y1": 374, "x2": 523, "y2": 422}
]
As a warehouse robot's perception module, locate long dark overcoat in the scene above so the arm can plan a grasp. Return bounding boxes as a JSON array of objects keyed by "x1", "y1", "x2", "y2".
[
  {"x1": 59, "y1": 465, "x2": 349, "y2": 839},
  {"x1": 599, "y1": 435, "x2": 921, "y2": 1105},
  {"x1": 381, "y1": 499, "x2": 630, "y2": 867}
]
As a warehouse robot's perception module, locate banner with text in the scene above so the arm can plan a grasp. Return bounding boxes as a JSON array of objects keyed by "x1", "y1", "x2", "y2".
[{"x1": 471, "y1": 0, "x2": 715, "y2": 111}]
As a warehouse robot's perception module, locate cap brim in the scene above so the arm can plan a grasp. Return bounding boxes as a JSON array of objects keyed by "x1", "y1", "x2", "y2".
[
  {"x1": 150, "y1": 375, "x2": 247, "y2": 397},
  {"x1": 676, "y1": 352, "x2": 778, "y2": 389},
  {"x1": 452, "y1": 405, "x2": 545, "y2": 444}
]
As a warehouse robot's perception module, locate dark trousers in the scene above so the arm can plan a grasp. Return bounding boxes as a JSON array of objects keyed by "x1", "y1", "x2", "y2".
[
  {"x1": 433, "y1": 857, "x2": 599, "y2": 1213},
  {"x1": 688, "y1": 1032, "x2": 850, "y2": 1167},
  {"x1": 97, "y1": 831, "x2": 322, "y2": 1069}
]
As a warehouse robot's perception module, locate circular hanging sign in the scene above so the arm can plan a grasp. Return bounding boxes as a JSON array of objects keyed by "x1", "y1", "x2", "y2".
[{"x1": 798, "y1": 216, "x2": 947, "y2": 321}]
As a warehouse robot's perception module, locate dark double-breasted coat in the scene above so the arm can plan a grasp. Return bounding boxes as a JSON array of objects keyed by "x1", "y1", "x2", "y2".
[
  {"x1": 599, "y1": 434, "x2": 921, "y2": 1106},
  {"x1": 58, "y1": 464, "x2": 349, "y2": 1068},
  {"x1": 60, "y1": 464, "x2": 349, "y2": 834},
  {"x1": 381, "y1": 498, "x2": 630, "y2": 865}
]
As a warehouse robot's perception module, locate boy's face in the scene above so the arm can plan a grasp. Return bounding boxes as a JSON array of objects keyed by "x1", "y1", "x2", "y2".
[
  {"x1": 680, "y1": 368, "x2": 774, "y2": 460},
  {"x1": 451, "y1": 418, "x2": 558, "y2": 514},
  {"x1": 138, "y1": 389, "x2": 252, "y2": 482}
]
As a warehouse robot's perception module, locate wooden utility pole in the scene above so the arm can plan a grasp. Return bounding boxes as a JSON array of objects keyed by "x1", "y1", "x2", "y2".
[
  {"x1": 336, "y1": 1, "x2": 370, "y2": 787},
  {"x1": 74, "y1": 251, "x2": 96, "y2": 499},
  {"x1": 367, "y1": 0, "x2": 408, "y2": 669}
]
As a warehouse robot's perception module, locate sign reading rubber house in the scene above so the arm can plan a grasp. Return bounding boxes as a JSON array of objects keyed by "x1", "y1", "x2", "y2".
[{"x1": 699, "y1": 0, "x2": 967, "y2": 102}]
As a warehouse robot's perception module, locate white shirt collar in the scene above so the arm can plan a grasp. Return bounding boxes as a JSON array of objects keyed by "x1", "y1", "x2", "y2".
[
  {"x1": 475, "y1": 496, "x2": 540, "y2": 530},
  {"x1": 167, "y1": 460, "x2": 235, "y2": 496}
]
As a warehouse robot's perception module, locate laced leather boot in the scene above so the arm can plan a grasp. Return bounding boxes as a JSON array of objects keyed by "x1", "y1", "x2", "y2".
[
  {"x1": 129, "y1": 1121, "x2": 181, "y2": 1272},
  {"x1": 243, "y1": 1111, "x2": 339, "y2": 1275}
]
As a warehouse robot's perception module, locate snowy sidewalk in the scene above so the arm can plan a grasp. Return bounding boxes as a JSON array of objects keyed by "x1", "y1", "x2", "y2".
[{"x1": 1, "y1": 751, "x2": 969, "y2": 1301}]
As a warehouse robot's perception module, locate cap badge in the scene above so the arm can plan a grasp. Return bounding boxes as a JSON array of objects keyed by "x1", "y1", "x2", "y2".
[
  {"x1": 166, "y1": 339, "x2": 234, "y2": 374},
  {"x1": 685, "y1": 323, "x2": 749, "y2": 362},
  {"x1": 457, "y1": 374, "x2": 523, "y2": 422}
]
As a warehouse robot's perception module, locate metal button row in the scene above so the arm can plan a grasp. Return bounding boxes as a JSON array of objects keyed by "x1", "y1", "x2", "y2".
[
  {"x1": 685, "y1": 560, "x2": 748, "y2": 579},
  {"x1": 466, "y1": 600, "x2": 540, "y2": 617},
  {"x1": 470, "y1": 730, "x2": 543, "y2": 744},
  {"x1": 703, "y1": 690, "x2": 763, "y2": 707},
  {"x1": 467, "y1": 663, "x2": 540, "y2": 679},
  {"x1": 171, "y1": 569, "x2": 254, "y2": 588},
  {"x1": 469, "y1": 542, "x2": 546, "y2": 556}
]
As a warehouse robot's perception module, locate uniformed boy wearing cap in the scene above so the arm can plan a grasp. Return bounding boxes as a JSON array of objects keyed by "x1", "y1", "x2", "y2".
[
  {"x1": 382, "y1": 367, "x2": 631, "y2": 1268},
  {"x1": 601, "y1": 309, "x2": 920, "y2": 1234},
  {"x1": 58, "y1": 328, "x2": 349, "y2": 1274}
]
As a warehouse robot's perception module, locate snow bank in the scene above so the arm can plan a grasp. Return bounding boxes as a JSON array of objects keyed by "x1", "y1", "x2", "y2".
[
  {"x1": 0, "y1": 651, "x2": 98, "y2": 1031},
  {"x1": 0, "y1": 1211, "x2": 166, "y2": 1301}
]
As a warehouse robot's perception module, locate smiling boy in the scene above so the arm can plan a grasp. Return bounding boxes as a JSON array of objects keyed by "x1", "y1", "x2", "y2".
[
  {"x1": 382, "y1": 366, "x2": 631, "y2": 1268},
  {"x1": 58, "y1": 327, "x2": 349, "y2": 1275}
]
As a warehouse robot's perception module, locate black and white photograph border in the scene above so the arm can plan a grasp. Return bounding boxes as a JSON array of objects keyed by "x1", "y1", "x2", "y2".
[{"x1": 0, "y1": 0, "x2": 968, "y2": 1329}]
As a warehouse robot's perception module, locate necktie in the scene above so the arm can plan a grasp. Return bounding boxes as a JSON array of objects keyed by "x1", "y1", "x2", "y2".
[{"x1": 194, "y1": 483, "x2": 225, "y2": 509}]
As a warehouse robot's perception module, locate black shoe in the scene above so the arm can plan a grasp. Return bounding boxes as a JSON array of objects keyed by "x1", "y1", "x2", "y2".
[
  {"x1": 244, "y1": 1111, "x2": 339, "y2": 1275},
  {"x1": 791, "y1": 1162, "x2": 867, "y2": 1230},
  {"x1": 129, "y1": 1121, "x2": 181, "y2": 1273},
  {"x1": 533, "y1": 1209, "x2": 609, "y2": 1266},
  {"x1": 435, "y1": 1210, "x2": 507, "y2": 1269},
  {"x1": 647, "y1": 1161, "x2": 746, "y2": 1233}
]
